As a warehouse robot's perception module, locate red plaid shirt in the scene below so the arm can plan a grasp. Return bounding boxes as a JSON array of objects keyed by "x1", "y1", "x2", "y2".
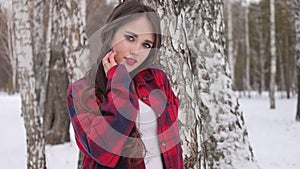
[{"x1": 67, "y1": 64, "x2": 183, "y2": 169}]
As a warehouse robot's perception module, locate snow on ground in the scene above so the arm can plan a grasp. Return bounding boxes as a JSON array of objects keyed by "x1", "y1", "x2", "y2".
[
  {"x1": 0, "y1": 92, "x2": 299, "y2": 169},
  {"x1": 0, "y1": 93, "x2": 26, "y2": 169},
  {"x1": 0, "y1": 93, "x2": 78, "y2": 169},
  {"x1": 238, "y1": 92, "x2": 300, "y2": 169}
]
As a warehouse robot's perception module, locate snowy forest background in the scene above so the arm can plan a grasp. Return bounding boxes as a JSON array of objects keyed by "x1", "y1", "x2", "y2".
[{"x1": 0, "y1": 0, "x2": 299, "y2": 169}]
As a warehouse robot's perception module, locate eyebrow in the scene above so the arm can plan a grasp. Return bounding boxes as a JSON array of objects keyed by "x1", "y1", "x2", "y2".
[{"x1": 125, "y1": 31, "x2": 154, "y2": 45}]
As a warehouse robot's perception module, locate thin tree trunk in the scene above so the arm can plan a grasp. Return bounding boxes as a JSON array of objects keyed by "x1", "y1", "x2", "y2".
[
  {"x1": 61, "y1": 0, "x2": 89, "y2": 82},
  {"x1": 245, "y1": 5, "x2": 251, "y2": 98},
  {"x1": 297, "y1": 69, "x2": 300, "y2": 121},
  {"x1": 0, "y1": 8, "x2": 12, "y2": 91},
  {"x1": 293, "y1": 0, "x2": 300, "y2": 121},
  {"x1": 13, "y1": 0, "x2": 47, "y2": 168},
  {"x1": 258, "y1": 31, "x2": 265, "y2": 95},
  {"x1": 7, "y1": 0, "x2": 18, "y2": 93},
  {"x1": 254, "y1": 4, "x2": 266, "y2": 95},
  {"x1": 269, "y1": 0, "x2": 277, "y2": 109},
  {"x1": 284, "y1": 0, "x2": 291, "y2": 99},
  {"x1": 278, "y1": 43, "x2": 286, "y2": 98},
  {"x1": 226, "y1": 0, "x2": 235, "y2": 88},
  {"x1": 58, "y1": 0, "x2": 89, "y2": 167},
  {"x1": 43, "y1": 0, "x2": 71, "y2": 145}
]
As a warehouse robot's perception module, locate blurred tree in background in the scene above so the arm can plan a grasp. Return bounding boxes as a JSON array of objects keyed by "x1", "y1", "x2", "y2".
[
  {"x1": 224, "y1": 0, "x2": 296, "y2": 100},
  {"x1": 0, "y1": 7, "x2": 13, "y2": 93}
]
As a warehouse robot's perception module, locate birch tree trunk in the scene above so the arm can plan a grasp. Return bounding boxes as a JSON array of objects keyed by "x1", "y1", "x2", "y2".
[
  {"x1": 225, "y1": 0, "x2": 235, "y2": 88},
  {"x1": 253, "y1": 4, "x2": 266, "y2": 95},
  {"x1": 7, "y1": 0, "x2": 18, "y2": 93},
  {"x1": 143, "y1": 0, "x2": 259, "y2": 168},
  {"x1": 258, "y1": 21, "x2": 265, "y2": 94},
  {"x1": 0, "y1": 8, "x2": 12, "y2": 90},
  {"x1": 13, "y1": 0, "x2": 48, "y2": 168},
  {"x1": 269, "y1": 0, "x2": 277, "y2": 109},
  {"x1": 43, "y1": 0, "x2": 71, "y2": 145},
  {"x1": 278, "y1": 44, "x2": 286, "y2": 97},
  {"x1": 283, "y1": 0, "x2": 291, "y2": 99},
  {"x1": 293, "y1": 0, "x2": 300, "y2": 121},
  {"x1": 57, "y1": 0, "x2": 89, "y2": 167},
  {"x1": 60, "y1": 0, "x2": 89, "y2": 82},
  {"x1": 245, "y1": 5, "x2": 251, "y2": 97}
]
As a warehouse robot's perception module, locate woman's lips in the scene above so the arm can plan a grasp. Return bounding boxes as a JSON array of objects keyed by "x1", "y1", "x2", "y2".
[{"x1": 124, "y1": 57, "x2": 137, "y2": 66}]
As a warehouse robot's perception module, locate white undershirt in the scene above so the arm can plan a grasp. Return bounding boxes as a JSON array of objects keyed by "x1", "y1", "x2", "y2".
[{"x1": 136, "y1": 99, "x2": 163, "y2": 169}]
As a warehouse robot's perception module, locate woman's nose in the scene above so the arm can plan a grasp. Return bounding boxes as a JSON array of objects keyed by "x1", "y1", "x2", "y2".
[{"x1": 130, "y1": 44, "x2": 140, "y2": 55}]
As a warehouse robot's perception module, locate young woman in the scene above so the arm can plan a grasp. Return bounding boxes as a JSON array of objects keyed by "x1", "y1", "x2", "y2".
[{"x1": 67, "y1": 1, "x2": 183, "y2": 169}]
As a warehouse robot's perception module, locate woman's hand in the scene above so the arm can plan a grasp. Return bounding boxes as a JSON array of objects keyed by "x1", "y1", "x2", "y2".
[{"x1": 102, "y1": 50, "x2": 118, "y2": 77}]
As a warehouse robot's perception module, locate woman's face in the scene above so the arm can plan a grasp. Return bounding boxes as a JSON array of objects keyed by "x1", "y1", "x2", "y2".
[{"x1": 111, "y1": 16, "x2": 155, "y2": 72}]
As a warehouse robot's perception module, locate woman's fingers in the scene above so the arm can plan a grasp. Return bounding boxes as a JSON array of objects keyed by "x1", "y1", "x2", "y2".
[
  {"x1": 102, "y1": 50, "x2": 112, "y2": 64},
  {"x1": 108, "y1": 52, "x2": 117, "y2": 66},
  {"x1": 102, "y1": 51, "x2": 118, "y2": 76}
]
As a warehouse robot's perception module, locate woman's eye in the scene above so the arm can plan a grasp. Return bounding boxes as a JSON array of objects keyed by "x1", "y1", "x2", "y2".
[
  {"x1": 143, "y1": 43, "x2": 152, "y2": 49},
  {"x1": 125, "y1": 35, "x2": 134, "y2": 41}
]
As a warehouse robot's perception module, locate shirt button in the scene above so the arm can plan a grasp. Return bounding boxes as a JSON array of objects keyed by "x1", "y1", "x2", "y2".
[
  {"x1": 142, "y1": 96, "x2": 147, "y2": 100},
  {"x1": 161, "y1": 141, "x2": 166, "y2": 147}
]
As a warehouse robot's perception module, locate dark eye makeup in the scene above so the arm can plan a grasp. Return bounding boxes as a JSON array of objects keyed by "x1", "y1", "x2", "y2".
[
  {"x1": 143, "y1": 43, "x2": 152, "y2": 48},
  {"x1": 124, "y1": 32, "x2": 154, "y2": 49},
  {"x1": 124, "y1": 34, "x2": 135, "y2": 41}
]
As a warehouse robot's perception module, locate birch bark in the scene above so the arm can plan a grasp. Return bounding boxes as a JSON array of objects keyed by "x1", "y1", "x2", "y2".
[
  {"x1": 258, "y1": 17, "x2": 266, "y2": 94},
  {"x1": 13, "y1": 0, "x2": 47, "y2": 168},
  {"x1": 43, "y1": 0, "x2": 71, "y2": 145},
  {"x1": 56, "y1": 0, "x2": 89, "y2": 166},
  {"x1": 7, "y1": 0, "x2": 18, "y2": 92},
  {"x1": 60, "y1": 0, "x2": 89, "y2": 82},
  {"x1": 225, "y1": 0, "x2": 235, "y2": 87},
  {"x1": 283, "y1": 0, "x2": 291, "y2": 99},
  {"x1": 293, "y1": 0, "x2": 300, "y2": 121},
  {"x1": 143, "y1": 0, "x2": 259, "y2": 168},
  {"x1": 245, "y1": 5, "x2": 251, "y2": 97},
  {"x1": 269, "y1": 0, "x2": 277, "y2": 109}
]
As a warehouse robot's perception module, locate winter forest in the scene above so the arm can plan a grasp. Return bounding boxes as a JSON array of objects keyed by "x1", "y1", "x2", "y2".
[{"x1": 0, "y1": 0, "x2": 299, "y2": 169}]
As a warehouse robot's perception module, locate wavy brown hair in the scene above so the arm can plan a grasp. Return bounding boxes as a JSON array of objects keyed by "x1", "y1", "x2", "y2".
[{"x1": 80, "y1": 0, "x2": 162, "y2": 166}]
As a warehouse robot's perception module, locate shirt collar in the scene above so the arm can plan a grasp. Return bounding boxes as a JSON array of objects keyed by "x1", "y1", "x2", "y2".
[{"x1": 133, "y1": 68, "x2": 154, "y2": 86}]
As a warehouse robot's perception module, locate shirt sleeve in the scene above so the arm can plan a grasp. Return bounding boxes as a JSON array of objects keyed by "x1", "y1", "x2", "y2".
[{"x1": 67, "y1": 64, "x2": 139, "y2": 168}]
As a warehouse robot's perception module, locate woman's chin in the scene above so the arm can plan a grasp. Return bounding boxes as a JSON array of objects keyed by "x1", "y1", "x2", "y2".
[{"x1": 125, "y1": 65, "x2": 135, "y2": 73}]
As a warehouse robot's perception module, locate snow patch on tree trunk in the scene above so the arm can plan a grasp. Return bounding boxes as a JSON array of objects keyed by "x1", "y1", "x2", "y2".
[{"x1": 143, "y1": 0, "x2": 260, "y2": 168}]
